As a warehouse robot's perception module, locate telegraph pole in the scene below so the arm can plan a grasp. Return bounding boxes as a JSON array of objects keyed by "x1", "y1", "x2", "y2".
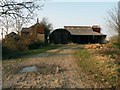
[
  {"x1": 118, "y1": 1, "x2": 120, "y2": 26},
  {"x1": 1, "y1": 28, "x2": 3, "y2": 41},
  {"x1": 118, "y1": 1, "x2": 120, "y2": 44}
]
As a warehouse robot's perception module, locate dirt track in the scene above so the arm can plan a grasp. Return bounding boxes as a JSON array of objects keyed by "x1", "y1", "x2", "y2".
[{"x1": 2, "y1": 44, "x2": 99, "y2": 88}]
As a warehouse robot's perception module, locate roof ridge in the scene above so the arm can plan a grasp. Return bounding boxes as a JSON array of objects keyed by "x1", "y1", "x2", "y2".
[{"x1": 64, "y1": 26, "x2": 91, "y2": 27}]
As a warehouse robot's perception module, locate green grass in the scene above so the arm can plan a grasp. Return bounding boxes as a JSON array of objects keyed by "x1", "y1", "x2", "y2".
[
  {"x1": 112, "y1": 43, "x2": 120, "y2": 49},
  {"x1": 109, "y1": 35, "x2": 120, "y2": 49},
  {"x1": 3, "y1": 44, "x2": 61, "y2": 60},
  {"x1": 74, "y1": 49, "x2": 119, "y2": 88},
  {"x1": 75, "y1": 49, "x2": 100, "y2": 75}
]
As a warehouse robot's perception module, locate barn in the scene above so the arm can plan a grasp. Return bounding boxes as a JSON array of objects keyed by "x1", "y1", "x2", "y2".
[
  {"x1": 64, "y1": 25, "x2": 106, "y2": 44},
  {"x1": 49, "y1": 25, "x2": 107, "y2": 44},
  {"x1": 49, "y1": 29, "x2": 71, "y2": 44}
]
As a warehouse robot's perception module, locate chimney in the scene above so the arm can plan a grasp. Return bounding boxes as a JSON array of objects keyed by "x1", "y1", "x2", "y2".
[
  {"x1": 92, "y1": 25, "x2": 101, "y2": 33},
  {"x1": 37, "y1": 18, "x2": 39, "y2": 23}
]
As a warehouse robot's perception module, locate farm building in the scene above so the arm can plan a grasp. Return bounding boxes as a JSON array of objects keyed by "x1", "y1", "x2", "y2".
[
  {"x1": 5, "y1": 32, "x2": 20, "y2": 41},
  {"x1": 21, "y1": 19, "x2": 45, "y2": 42},
  {"x1": 49, "y1": 25, "x2": 107, "y2": 44},
  {"x1": 49, "y1": 29, "x2": 71, "y2": 44}
]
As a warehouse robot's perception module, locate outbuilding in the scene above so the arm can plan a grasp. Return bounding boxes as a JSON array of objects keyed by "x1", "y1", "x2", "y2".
[
  {"x1": 49, "y1": 25, "x2": 107, "y2": 44},
  {"x1": 64, "y1": 25, "x2": 106, "y2": 44},
  {"x1": 49, "y1": 29, "x2": 71, "y2": 44}
]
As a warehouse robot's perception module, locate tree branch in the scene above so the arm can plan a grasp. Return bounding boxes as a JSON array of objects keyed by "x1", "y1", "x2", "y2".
[{"x1": 0, "y1": 0, "x2": 44, "y2": 18}]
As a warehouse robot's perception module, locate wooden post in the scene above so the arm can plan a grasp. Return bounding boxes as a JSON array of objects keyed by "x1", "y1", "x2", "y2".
[
  {"x1": 118, "y1": 1, "x2": 120, "y2": 44},
  {"x1": 35, "y1": 23, "x2": 37, "y2": 42},
  {"x1": 1, "y1": 28, "x2": 3, "y2": 41}
]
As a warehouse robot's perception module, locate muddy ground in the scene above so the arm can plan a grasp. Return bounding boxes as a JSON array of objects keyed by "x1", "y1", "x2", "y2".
[{"x1": 2, "y1": 44, "x2": 119, "y2": 89}]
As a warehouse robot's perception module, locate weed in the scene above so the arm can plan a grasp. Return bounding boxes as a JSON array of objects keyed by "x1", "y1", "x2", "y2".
[
  {"x1": 117, "y1": 68, "x2": 120, "y2": 73},
  {"x1": 75, "y1": 48, "x2": 119, "y2": 88}
]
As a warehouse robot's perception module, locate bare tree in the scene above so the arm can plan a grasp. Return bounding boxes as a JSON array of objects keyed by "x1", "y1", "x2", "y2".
[
  {"x1": 0, "y1": 0, "x2": 44, "y2": 35},
  {"x1": 0, "y1": 0, "x2": 44, "y2": 18},
  {"x1": 106, "y1": 2, "x2": 120, "y2": 44},
  {"x1": 0, "y1": 15, "x2": 13, "y2": 35},
  {"x1": 12, "y1": 13, "x2": 33, "y2": 35}
]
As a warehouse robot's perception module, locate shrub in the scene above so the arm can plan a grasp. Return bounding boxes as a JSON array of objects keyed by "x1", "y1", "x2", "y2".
[
  {"x1": 2, "y1": 45, "x2": 18, "y2": 59},
  {"x1": 3, "y1": 39, "x2": 18, "y2": 51},
  {"x1": 110, "y1": 35, "x2": 120, "y2": 48},
  {"x1": 110, "y1": 35, "x2": 118, "y2": 44},
  {"x1": 28, "y1": 41, "x2": 41, "y2": 50},
  {"x1": 117, "y1": 68, "x2": 120, "y2": 73}
]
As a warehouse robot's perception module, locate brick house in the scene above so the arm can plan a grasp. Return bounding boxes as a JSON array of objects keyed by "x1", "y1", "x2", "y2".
[{"x1": 21, "y1": 20, "x2": 45, "y2": 42}]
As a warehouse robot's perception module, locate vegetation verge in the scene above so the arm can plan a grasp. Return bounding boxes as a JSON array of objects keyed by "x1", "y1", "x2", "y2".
[
  {"x1": 3, "y1": 44, "x2": 61, "y2": 60},
  {"x1": 74, "y1": 46, "x2": 120, "y2": 88}
]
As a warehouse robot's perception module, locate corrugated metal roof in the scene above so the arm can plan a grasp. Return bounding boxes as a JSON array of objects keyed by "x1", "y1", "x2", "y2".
[{"x1": 64, "y1": 26, "x2": 106, "y2": 36}]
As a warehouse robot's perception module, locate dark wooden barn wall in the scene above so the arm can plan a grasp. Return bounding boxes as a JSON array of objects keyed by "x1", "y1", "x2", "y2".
[
  {"x1": 49, "y1": 29, "x2": 71, "y2": 44},
  {"x1": 71, "y1": 35, "x2": 106, "y2": 44},
  {"x1": 49, "y1": 29, "x2": 106, "y2": 44}
]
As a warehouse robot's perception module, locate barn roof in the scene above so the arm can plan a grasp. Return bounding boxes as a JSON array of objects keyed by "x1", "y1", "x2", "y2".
[{"x1": 64, "y1": 26, "x2": 106, "y2": 36}]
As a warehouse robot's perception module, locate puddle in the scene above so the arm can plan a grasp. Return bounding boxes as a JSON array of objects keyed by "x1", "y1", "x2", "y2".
[
  {"x1": 18, "y1": 65, "x2": 64, "y2": 74},
  {"x1": 19, "y1": 66, "x2": 38, "y2": 73}
]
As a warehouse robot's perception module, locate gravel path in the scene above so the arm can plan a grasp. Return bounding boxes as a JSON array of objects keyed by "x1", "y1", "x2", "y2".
[{"x1": 2, "y1": 44, "x2": 95, "y2": 88}]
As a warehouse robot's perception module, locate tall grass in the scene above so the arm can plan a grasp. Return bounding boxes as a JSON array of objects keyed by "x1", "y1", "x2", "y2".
[
  {"x1": 75, "y1": 48, "x2": 119, "y2": 88},
  {"x1": 110, "y1": 35, "x2": 120, "y2": 48}
]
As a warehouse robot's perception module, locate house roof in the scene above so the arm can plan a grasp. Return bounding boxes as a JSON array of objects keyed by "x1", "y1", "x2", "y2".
[
  {"x1": 21, "y1": 23, "x2": 44, "y2": 34},
  {"x1": 21, "y1": 28, "x2": 30, "y2": 32},
  {"x1": 6, "y1": 32, "x2": 18, "y2": 36},
  {"x1": 29, "y1": 23, "x2": 39, "y2": 28},
  {"x1": 5, "y1": 32, "x2": 20, "y2": 39},
  {"x1": 64, "y1": 26, "x2": 106, "y2": 36}
]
